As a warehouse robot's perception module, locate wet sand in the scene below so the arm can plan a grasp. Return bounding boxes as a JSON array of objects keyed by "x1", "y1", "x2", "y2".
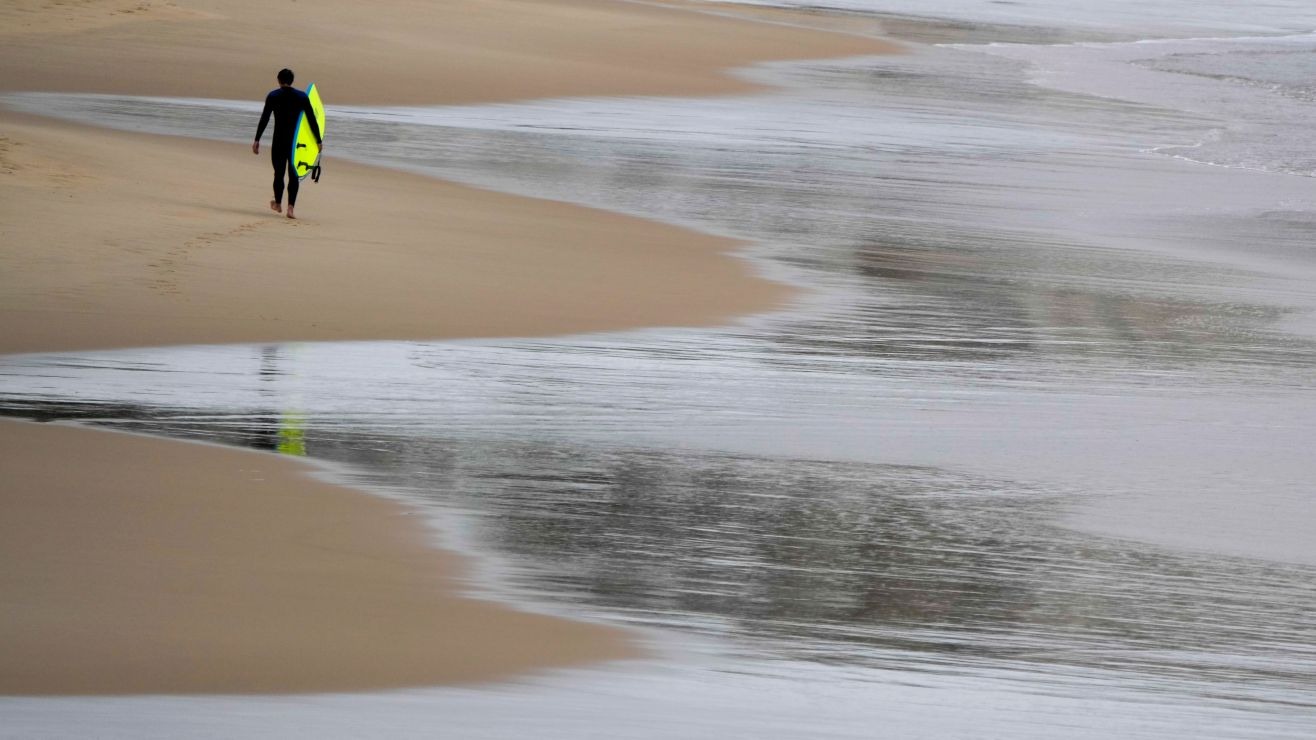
[{"x1": 0, "y1": 0, "x2": 895, "y2": 695}]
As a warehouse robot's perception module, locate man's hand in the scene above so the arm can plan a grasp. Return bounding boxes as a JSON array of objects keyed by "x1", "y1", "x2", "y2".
[{"x1": 252, "y1": 141, "x2": 260, "y2": 155}]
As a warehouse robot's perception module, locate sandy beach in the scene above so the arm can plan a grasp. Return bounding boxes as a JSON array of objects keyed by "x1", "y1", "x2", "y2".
[
  {"x1": 0, "y1": 0, "x2": 895, "y2": 695},
  {"x1": 0, "y1": 110, "x2": 790, "y2": 355}
]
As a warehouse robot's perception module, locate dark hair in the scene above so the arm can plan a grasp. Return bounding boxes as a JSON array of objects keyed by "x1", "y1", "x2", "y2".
[{"x1": 277, "y1": 68, "x2": 294, "y2": 85}]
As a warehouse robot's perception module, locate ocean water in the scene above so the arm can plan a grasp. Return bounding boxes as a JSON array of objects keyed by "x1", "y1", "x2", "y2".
[
  {"x1": 707, "y1": 0, "x2": 1316, "y2": 36},
  {"x1": 4, "y1": 3, "x2": 1316, "y2": 737}
]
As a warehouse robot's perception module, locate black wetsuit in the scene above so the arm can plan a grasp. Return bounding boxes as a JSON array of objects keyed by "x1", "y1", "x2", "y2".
[{"x1": 254, "y1": 86, "x2": 322, "y2": 207}]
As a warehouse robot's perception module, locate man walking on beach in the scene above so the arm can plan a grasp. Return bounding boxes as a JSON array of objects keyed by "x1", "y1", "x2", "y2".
[{"x1": 252, "y1": 68, "x2": 322, "y2": 219}]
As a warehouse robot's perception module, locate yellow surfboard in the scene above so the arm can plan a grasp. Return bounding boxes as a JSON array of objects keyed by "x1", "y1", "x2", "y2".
[{"x1": 293, "y1": 83, "x2": 325, "y2": 182}]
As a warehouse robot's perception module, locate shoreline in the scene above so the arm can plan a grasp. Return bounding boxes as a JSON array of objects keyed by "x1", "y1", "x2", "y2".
[{"x1": 0, "y1": 0, "x2": 896, "y2": 696}]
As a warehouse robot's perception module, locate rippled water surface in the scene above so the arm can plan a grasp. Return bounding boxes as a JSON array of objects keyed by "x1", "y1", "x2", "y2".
[{"x1": 4, "y1": 10, "x2": 1316, "y2": 739}]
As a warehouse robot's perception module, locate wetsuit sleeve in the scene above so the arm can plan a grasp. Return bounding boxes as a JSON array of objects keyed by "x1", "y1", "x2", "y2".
[
  {"x1": 255, "y1": 93, "x2": 274, "y2": 142},
  {"x1": 302, "y1": 95, "x2": 322, "y2": 145}
]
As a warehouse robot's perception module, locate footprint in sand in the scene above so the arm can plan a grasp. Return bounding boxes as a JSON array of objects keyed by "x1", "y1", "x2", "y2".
[{"x1": 148, "y1": 220, "x2": 272, "y2": 295}]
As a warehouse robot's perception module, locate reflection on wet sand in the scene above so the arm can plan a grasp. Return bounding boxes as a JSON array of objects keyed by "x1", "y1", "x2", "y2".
[
  {"x1": 4, "y1": 397, "x2": 1314, "y2": 710},
  {"x1": 256, "y1": 347, "x2": 307, "y2": 456},
  {"x1": 263, "y1": 431, "x2": 1316, "y2": 708}
]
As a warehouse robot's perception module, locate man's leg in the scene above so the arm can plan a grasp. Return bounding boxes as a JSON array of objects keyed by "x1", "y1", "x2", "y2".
[
  {"x1": 286, "y1": 159, "x2": 300, "y2": 207},
  {"x1": 270, "y1": 148, "x2": 286, "y2": 213},
  {"x1": 285, "y1": 156, "x2": 300, "y2": 219}
]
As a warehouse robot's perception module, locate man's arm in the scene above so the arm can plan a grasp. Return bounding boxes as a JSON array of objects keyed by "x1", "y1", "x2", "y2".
[{"x1": 254, "y1": 95, "x2": 274, "y2": 145}]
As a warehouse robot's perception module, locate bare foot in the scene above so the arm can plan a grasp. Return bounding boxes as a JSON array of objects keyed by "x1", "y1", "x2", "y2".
[
  {"x1": 286, "y1": 206, "x2": 296, "y2": 219},
  {"x1": 269, "y1": 200, "x2": 282, "y2": 214}
]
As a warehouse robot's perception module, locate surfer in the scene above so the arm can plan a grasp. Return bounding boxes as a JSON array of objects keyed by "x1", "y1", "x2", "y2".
[{"x1": 252, "y1": 68, "x2": 322, "y2": 219}]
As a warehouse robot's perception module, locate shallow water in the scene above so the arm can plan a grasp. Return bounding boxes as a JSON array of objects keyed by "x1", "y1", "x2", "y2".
[{"x1": 4, "y1": 9, "x2": 1316, "y2": 739}]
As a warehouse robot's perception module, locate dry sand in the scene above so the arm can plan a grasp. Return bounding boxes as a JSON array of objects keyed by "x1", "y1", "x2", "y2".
[
  {"x1": 0, "y1": 0, "x2": 895, "y2": 695},
  {"x1": 0, "y1": 110, "x2": 791, "y2": 355}
]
